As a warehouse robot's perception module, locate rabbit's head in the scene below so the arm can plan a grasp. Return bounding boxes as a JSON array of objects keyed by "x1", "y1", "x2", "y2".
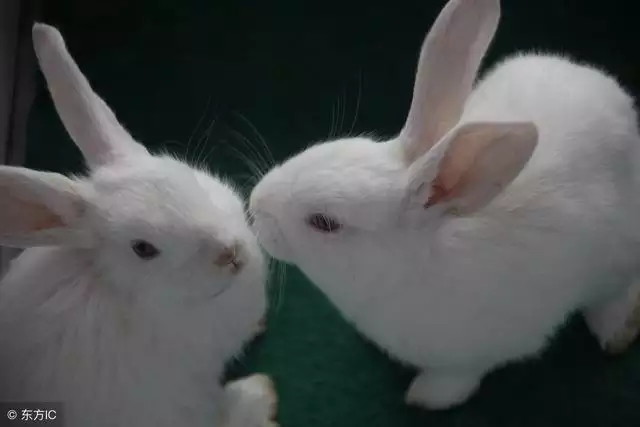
[
  {"x1": 250, "y1": 0, "x2": 537, "y2": 292},
  {"x1": 0, "y1": 25, "x2": 266, "y2": 309}
]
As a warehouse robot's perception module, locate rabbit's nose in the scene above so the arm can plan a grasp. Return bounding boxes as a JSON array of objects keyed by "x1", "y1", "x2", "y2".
[{"x1": 214, "y1": 241, "x2": 245, "y2": 274}]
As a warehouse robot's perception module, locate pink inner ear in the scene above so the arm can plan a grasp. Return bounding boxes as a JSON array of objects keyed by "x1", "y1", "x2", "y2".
[
  {"x1": 424, "y1": 146, "x2": 478, "y2": 208},
  {"x1": 0, "y1": 187, "x2": 65, "y2": 234},
  {"x1": 422, "y1": 121, "x2": 538, "y2": 213},
  {"x1": 422, "y1": 125, "x2": 497, "y2": 209},
  {"x1": 424, "y1": 175, "x2": 449, "y2": 208}
]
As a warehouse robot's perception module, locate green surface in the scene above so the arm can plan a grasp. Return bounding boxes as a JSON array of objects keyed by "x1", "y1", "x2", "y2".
[{"x1": 26, "y1": 1, "x2": 640, "y2": 426}]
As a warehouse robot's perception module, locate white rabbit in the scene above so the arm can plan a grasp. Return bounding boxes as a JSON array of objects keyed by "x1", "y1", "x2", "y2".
[
  {"x1": 250, "y1": 0, "x2": 640, "y2": 410},
  {"x1": 0, "y1": 24, "x2": 278, "y2": 427}
]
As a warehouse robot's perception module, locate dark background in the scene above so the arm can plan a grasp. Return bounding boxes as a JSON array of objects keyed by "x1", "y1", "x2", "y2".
[{"x1": 24, "y1": 1, "x2": 640, "y2": 426}]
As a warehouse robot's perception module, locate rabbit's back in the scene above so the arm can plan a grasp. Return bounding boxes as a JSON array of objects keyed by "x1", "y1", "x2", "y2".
[
  {"x1": 461, "y1": 53, "x2": 640, "y2": 248},
  {"x1": 464, "y1": 53, "x2": 640, "y2": 182},
  {"x1": 381, "y1": 54, "x2": 640, "y2": 368}
]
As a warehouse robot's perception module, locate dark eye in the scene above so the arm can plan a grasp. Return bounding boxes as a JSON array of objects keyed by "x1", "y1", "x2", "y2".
[
  {"x1": 307, "y1": 214, "x2": 342, "y2": 233},
  {"x1": 131, "y1": 240, "x2": 160, "y2": 260}
]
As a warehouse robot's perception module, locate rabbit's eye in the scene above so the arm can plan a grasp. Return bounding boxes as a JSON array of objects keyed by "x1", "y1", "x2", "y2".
[
  {"x1": 131, "y1": 240, "x2": 160, "y2": 260},
  {"x1": 307, "y1": 214, "x2": 342, "y2": 233}
]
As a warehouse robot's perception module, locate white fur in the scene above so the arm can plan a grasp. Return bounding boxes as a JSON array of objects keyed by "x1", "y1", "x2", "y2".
[
  {"x1": 0, "y1": 24, "x2": 275, "y2": 427},
  {"x1": 250, "y1": 0, "x2": 640, "y2": 409}
]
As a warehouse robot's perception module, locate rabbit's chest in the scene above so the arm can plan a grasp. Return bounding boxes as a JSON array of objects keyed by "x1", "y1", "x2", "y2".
[{"x1": 0, "y1": 305, "x2": 223, "y2": 427}]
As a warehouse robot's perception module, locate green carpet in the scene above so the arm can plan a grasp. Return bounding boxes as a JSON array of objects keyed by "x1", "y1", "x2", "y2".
[{"x1": 26, "y1": 1, "x2": 640, "y2": 426}]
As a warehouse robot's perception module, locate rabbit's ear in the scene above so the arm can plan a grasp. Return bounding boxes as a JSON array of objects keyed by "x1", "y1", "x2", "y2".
[
  {"x1": 400, "y1": 0, "x2": 500, "y2": 164},
  {"x1": 0, "y1": 166, "x2": 92, "y2": 248},
  {"x1": 32, "y1": 23, "x2": 148, "y2": 169},
  {"x1": 406, "y1": 121, "x2": 537, "y2": 215}
]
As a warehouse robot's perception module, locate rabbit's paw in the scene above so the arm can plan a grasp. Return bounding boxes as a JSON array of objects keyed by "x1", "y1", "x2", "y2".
[
  {"x1": 586, "y1": 280, "x2": 640, "y2": 354},
  {"x1": 405, "y1": 370, "x2": 481, "y2": 410},
  {"x1": 223, "y1": 374, "x2": 278, "y2": 427}
]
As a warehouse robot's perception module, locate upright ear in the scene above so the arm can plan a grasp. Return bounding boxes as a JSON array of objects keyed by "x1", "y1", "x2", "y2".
[
  {"x1": 0, "y1": 166, "x2": 92, "y2": 248},
  {"x1": 32, "y1": 23, "x2": 148, "y2": 169},
  {"x1": 400, "y1": 0, "x2": 501, "y2": 163},
  {"x1": 407, "y1": 121, "x2": 538, "y2": 215}
]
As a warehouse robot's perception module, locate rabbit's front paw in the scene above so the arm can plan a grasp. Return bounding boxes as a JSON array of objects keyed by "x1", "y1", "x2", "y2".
[
  {"x1": 406, "y1": 370, "x2": 481, "y2": 410},
  {"x1": 223, "y1": 374, "x2": 278, "y2": 427},
  {"x1": 585, "y1": 280, "x2": 640, "y2": 354}
]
